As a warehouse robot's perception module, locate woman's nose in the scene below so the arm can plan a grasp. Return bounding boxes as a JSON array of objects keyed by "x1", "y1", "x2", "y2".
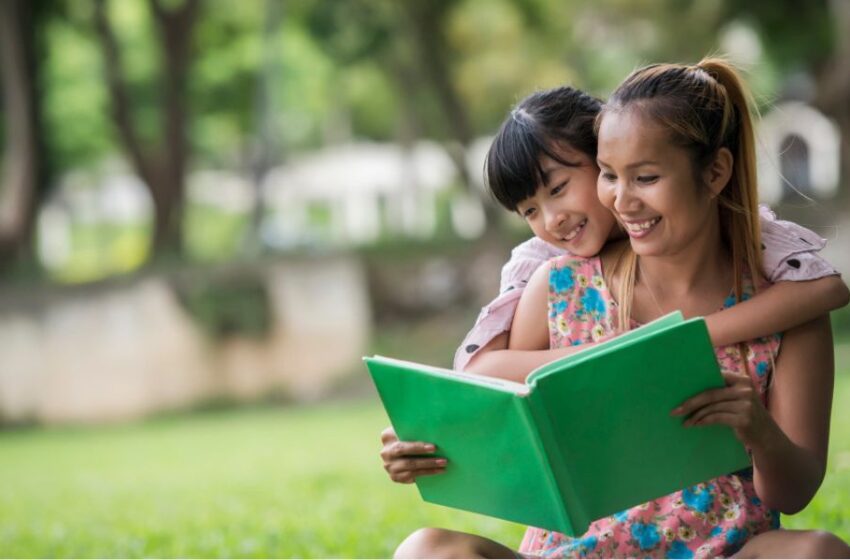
[{"x1": 613, "y1": 183, "x2": 638, "y2": 215}]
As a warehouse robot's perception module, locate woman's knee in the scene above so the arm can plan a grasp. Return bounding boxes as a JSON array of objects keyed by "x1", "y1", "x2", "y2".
[
  {"x1": 394, "y1": 528, "x2": 460, "y2": 559},
  {"x1": 794, "y1": 530, "x2": 850, "y2": 559}
]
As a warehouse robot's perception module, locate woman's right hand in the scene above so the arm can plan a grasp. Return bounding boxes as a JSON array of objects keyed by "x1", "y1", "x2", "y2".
[{"x1": 380, "y1": 426, "x2": 447, "y2": 484}]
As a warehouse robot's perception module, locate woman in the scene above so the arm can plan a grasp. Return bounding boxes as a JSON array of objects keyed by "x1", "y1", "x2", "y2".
[{"x1": 387, "y1": 58, "x2": 849, "y2": 558}]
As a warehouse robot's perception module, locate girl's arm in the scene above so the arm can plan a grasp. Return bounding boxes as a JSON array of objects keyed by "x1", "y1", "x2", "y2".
[
  {"x1": 465, "y1": 262, "x2": 588, "y2": 382},
  {"x1": 705, "y1": 276, "x2": 849, "y2": 347}
]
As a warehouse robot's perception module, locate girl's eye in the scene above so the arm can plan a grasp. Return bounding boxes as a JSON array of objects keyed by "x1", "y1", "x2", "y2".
[
  {"x1": 637, "y1": 175, "x2": 659, "y2": 184},
  {"x1": 521, "y1": 207, "x2": 537, "y2": 219},
  {"x1": 601, "y1": 172, "x2": 617, "y2": 182},
  {"x1": 550, "y1": 182, "x2": 566, "y2": 196}
]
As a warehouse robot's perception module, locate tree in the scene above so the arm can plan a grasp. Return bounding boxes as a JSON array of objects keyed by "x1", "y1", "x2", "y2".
[
  {"x1": 93, "y1": 0, "x2": 200, "y2": 256},
  {"x1": 0, "y1": 0, "x2": 47, "y2": 270}
]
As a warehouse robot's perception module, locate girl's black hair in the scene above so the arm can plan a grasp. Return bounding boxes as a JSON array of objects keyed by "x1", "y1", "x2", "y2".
[{"x1": 485, "y1": 86, "x2": 602, "y2": 211}]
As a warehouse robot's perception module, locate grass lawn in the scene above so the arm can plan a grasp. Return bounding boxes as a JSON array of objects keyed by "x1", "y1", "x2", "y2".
[{"x1": 1, "y1": 348, "x2": 848, "y2": 558}]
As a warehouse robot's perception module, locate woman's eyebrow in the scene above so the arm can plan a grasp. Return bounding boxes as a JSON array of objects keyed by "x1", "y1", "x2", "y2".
[{"x1": 596, "y1": 159, "x2": 659, "y2": 169}]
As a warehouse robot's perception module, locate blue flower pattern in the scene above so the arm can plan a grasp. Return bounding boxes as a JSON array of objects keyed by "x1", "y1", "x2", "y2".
[
  {"x1": 550, "y1": 266, "x2": 575, "y2": 293},
  {"x1": 579, "y1": 287, "x2": 607, "y2": 319},
  {"x1": 682, "y1": 485, "x2": 714, "y2": 513},
  {"x1": 631, "y1": 522, "x2": 661, "y2": 550},
  {"x1": 667, "y1": 540, "x2": 694, "y2": 559}
]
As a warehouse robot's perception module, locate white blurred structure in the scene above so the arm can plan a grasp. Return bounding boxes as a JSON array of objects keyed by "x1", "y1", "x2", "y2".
[
  {"x1": 37, "y1": 139, "x2": 495, "y2": 268},
  {"x1": 757, "y1": 101, "x2": 841, "y2": 204},
  {"x1": 261, "y1": 139, "x2": 490, "y2": 248}
]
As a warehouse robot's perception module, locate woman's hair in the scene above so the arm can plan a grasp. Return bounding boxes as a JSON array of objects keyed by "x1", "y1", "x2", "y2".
[
  {"x1": 598, "y1": 57, "x2": 762, "y2": 332},
  {"x1": 485, "y1": 86, "x2": 602, "y2": 211}
]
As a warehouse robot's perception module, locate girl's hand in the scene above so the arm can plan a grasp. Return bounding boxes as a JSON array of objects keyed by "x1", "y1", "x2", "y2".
[
  {"x1": 380, "y1": 426, "x2": 447, "y2": 484},
  {"x1": 672, "y1": 371, "x2": 774, "y2": 448}
]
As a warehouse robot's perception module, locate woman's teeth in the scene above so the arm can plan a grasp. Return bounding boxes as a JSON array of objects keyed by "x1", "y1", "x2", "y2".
[
  {"x1": 625, "y1": 217, "x2": 661, "y2": 234},
  {"x1": 563, "y1": 220, "x2": 587, "y2": 241}
]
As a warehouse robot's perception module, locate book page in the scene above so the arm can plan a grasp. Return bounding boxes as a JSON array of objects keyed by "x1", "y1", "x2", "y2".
[{"x1": 369, "y1": 356, "x2": 530, "y2": 395}]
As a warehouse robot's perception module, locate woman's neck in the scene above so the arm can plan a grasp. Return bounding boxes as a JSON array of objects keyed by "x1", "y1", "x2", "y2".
[{"x1": 635, "y1": 222, "x2": 732, "y2": 320}]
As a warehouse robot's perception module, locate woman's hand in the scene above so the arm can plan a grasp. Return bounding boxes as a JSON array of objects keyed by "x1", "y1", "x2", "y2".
[
  {"x1": 672, "y1": 371, "x2": 775, "y2": 448},
  {"x1": 380, "y1": 426, "x2": 447, "y2": 484}
]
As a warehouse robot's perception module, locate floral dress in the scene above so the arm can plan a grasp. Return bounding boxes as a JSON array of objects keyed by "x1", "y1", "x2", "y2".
[{"x1": 520, "y1": 255, "x2": 782, "y2": 559}]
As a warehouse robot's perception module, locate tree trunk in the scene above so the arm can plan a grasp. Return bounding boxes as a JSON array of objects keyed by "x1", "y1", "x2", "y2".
[
  {"x1": 814, "y1": 0, "x2": 850, "y2": 210},
  {"x1": 150, "y1": 0, "x2": 198, "y2": 254},
  {"x1": 0, "y1": 0, "x2": 40, "y2": 269},
  {"x1": 399, "y1": 2, "x2": 502, "y2": 231},
  {"x1": 94, "y1": 0, "x2": 198, "y2": 258}
]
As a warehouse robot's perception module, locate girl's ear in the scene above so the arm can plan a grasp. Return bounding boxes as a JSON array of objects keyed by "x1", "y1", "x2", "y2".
[{"x1": 702, "y1": 147, "x2": 733, "y2": 198}]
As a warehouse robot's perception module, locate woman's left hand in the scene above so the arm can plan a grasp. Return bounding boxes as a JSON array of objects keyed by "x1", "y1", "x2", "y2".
[{"x1": 672, "y1": 371, "x2": 774, "y2": 448}]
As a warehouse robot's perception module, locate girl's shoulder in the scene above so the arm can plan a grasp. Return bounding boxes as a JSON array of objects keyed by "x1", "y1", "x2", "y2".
[{"x1": 500, "y1": 237, "x2": 569, "y2": 293}]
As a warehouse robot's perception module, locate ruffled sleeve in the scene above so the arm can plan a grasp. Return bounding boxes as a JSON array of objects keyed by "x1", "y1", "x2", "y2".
[{"x1": 759, "y1": 204, "x2": 839, "y2": 283}]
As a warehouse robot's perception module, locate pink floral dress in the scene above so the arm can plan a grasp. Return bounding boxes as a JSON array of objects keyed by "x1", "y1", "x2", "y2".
[{"x1": 519, "y1": 255, "x2": 782, "y2": 559}]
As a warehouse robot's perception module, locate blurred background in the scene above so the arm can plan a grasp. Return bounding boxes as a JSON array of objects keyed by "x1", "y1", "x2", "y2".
[{"x1": 0, "y1": 0, "x2": 848, "y2": 556}]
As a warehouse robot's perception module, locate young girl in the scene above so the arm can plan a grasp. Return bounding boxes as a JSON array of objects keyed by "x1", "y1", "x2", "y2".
[{"x1": 383, "y1": 60, "x2": 850, "y2": 558}]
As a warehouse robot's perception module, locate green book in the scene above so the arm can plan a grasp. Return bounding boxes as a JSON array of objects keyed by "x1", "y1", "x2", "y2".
[{"x1": 364, "y1": 311, "x2": 751, "y2": 536}]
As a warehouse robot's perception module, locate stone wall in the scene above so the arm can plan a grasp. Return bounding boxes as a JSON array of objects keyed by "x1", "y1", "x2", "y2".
[{"x1": 0, "y1": 256, "x2": 371, "y2": 425}]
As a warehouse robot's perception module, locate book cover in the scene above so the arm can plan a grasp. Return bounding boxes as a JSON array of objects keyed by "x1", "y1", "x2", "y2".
[{"x1": 364, "y1": 312, "x2": 751, "y2": 535}]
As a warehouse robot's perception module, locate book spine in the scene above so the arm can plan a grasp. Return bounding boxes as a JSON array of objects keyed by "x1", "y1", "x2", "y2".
[
  {"x1": 515, "y1": 396, "x2": 574, "y2": 536},
  {"x1": 525, "y1": 391, "x2": 588, "y2": 536}
]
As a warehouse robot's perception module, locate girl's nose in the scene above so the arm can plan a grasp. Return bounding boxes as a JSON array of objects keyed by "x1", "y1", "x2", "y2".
[{"x1": 543, "y1": 206, "x2": 566, "y2": 233}]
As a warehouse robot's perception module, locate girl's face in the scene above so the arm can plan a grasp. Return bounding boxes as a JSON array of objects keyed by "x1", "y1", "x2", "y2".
[
  {"x1": 515, "y1": 143, "x2": 617, "y2": 257},
  {"x1": 595, "y1": 110, "x2": 716, "y2": 258}
]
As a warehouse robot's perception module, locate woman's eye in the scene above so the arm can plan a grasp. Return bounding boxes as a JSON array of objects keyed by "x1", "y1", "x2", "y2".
[
  {"x1": 637, "y1": 175, "x2": 659, "y2": 184},
  {"x1": 601, "y1": 173, "x2": 617, "y2": 182}
]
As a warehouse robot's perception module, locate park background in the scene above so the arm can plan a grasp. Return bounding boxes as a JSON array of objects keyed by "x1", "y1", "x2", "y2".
[{"x1": 1, "y1": 0, "x2": 849, "y2": 557}]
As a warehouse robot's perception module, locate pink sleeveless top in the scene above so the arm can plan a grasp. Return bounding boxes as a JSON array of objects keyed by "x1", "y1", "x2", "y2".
[{"x1": 519, "y1": 255, "x2": 782, "y2": 559}]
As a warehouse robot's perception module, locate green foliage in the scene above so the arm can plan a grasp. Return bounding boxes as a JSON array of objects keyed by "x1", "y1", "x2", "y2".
[
  {"x1": 42, "y1": 18, "x2": 114, "y2": 169},
  {"x1": 46, "y1": 222, "x2": 151, "y2": 284},
  {"x1": 175, "y1": 271, "x2": 271, "y2": 339},
  {"x1": 183, "y1": 204, "x2": 250, "y2": 262}
]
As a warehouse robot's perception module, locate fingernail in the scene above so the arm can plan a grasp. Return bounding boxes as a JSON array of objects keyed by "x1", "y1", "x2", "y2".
[
  {"x1": 425, "y1": 444, "x2": 435, "y2": 452},
  {"x1": 436, "y1": 458, "x2": 447, "y2": 466},
  {"x1": 671, "y1": 407, "x2": 683, "y2": 416}
]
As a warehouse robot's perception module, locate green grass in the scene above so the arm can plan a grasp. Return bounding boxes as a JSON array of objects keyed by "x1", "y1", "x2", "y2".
[{"x1": 0, "y1": 351, "x2": 848, "y2": 557}]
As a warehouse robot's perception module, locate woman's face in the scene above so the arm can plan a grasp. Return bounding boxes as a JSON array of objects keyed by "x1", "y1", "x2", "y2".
[
  {"x1": 595, "y1": 109, "x2": 716, "y2": 258},
  {"x1": 515, "y1": 143, "x2": 617, "y2": 257}
]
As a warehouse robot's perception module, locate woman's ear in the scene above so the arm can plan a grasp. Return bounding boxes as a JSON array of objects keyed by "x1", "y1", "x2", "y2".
[{"x1": 703, "y1": 147, "x2": 733, "y2": 198}]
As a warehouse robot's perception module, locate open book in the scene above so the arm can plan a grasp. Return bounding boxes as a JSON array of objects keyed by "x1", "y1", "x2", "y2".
[{"x1": 364, "y1": 312, "x2": 750, "y2": 536}]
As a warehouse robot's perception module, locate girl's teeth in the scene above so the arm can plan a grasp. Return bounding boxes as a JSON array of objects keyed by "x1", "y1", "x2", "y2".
[
  {"x1": 563, "y1": 220, "x2": 586, "y2": 241},
  {"x1": 626, "y1": 218, "x2": 660, "y2": 233}
]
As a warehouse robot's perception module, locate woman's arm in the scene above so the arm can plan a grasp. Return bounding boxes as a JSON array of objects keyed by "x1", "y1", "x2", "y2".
[
  {"x1": 751, "y1": 314, "x2": 834, "y2": 513},
  {"x1": 465, "y1": 262, "x2": 586, "y2": 382},
  {"x1": 674, "y1": 315, "x2": 834, "y2": 513},
  {"x1": 705, "y1": 276, "x2": 849, "y2": 347}
]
